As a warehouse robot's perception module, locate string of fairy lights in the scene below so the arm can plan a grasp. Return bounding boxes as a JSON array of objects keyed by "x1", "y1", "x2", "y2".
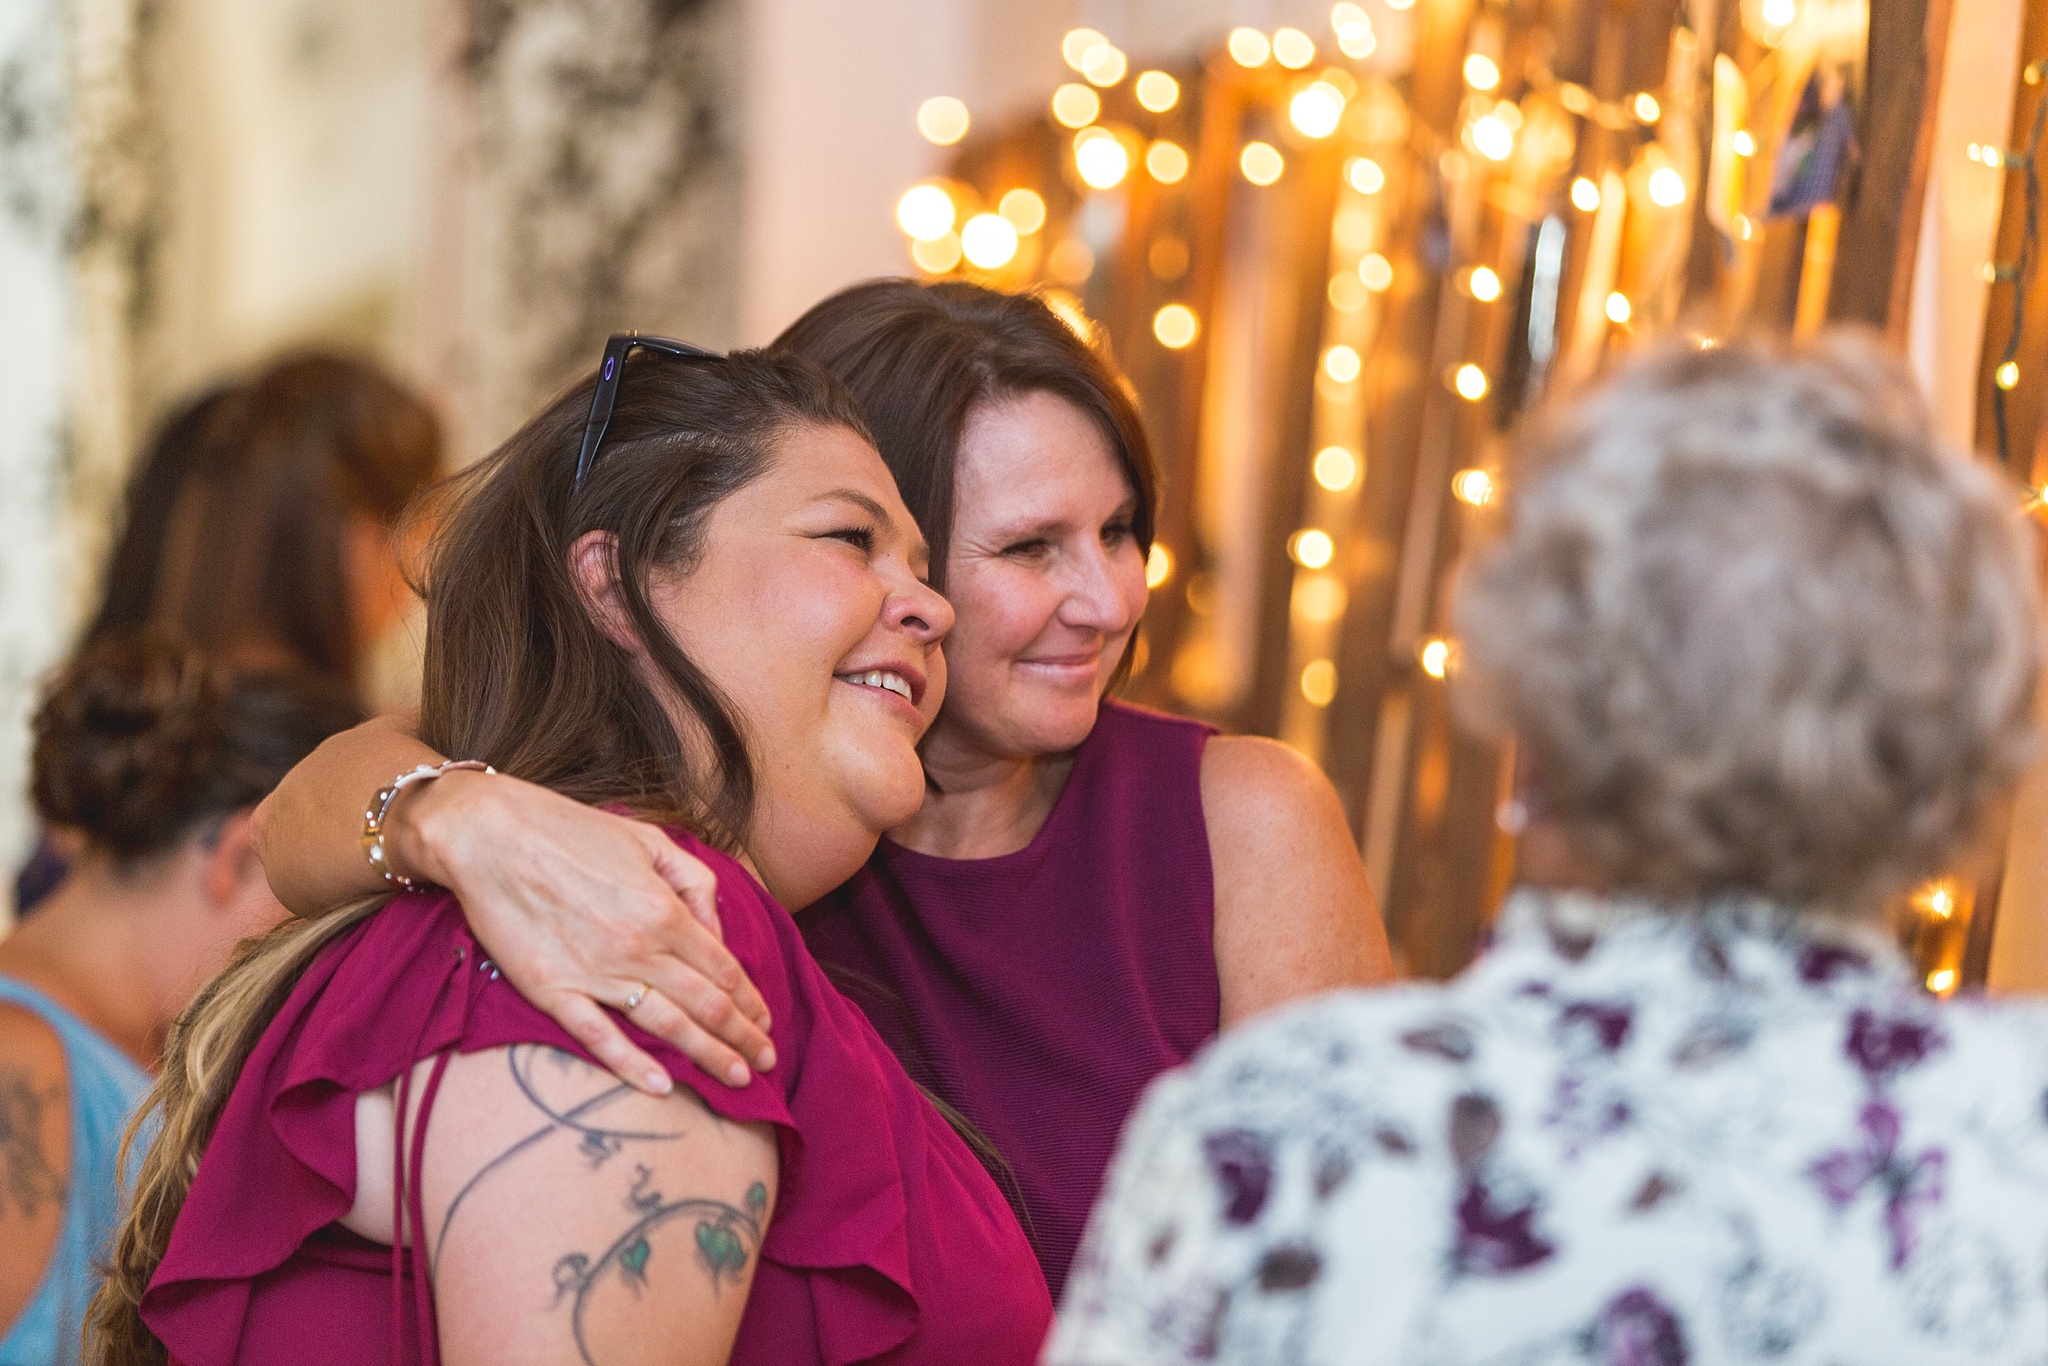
[
  {"x1": 895, "y1": 9, "x2": 2033, "y2": 992},
  {"x1": 1972, "y1": 57, "x2": 2048, "y2": 474}
]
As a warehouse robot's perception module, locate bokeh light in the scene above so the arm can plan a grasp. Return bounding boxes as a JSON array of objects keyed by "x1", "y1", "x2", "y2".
[
  {"x1": 916, "y1": 96, "x2": 970, "y2": 146},
  {"x1": 1152, "y1": 303, "x2": 1200, "y2": 349},
  {"x1": 1135, "y1": 70, "x2": 1180, "y2": 112},
  {"x1": 1240, "y1": 141, "x2": 1285, "y2": 185},
  {"x1": 1314, "y1": 445, "x2": 1360, "y2": 491},
  {"x1": 895, "y1": 184, "x2": 956, "y2": 241}
]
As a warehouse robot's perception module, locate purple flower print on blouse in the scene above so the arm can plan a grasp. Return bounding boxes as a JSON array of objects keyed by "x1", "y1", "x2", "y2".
[
  {"x1": 1798, "y1": 942, "x2": 1872, "y2": 984},
  {"x1": 1452, "y1": 1177, "x2": 1556, "y2": 1275},
  {"x1": 1588, "y1": 1288, "x2": 1689, "y2": 1366},
  {"x1": 1846, "y1": 1009, "x2": 1945, "y2": 1083},
  {"x1": 1809, "y1": 1100, "x2": 1946, "y2": 1269},
  {"x1": 1559, "y1": 1001, "x2": 1635, "y2": 1053},
  {"x1": 1203, "y1": 1129, "x2": 1274, "y2": 1225}
]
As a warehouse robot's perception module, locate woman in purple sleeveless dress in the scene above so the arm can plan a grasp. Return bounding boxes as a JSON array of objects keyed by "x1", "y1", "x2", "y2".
[
  {"x1": 87, "y1": 348, "x2": 1050, "y2": 1365},
  {"x1": 252, "y1": 283, "x2": 1394, "y2": 1298}
]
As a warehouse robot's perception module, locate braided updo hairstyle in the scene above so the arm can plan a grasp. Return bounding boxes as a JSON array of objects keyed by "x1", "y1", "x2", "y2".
[{"x1": 31, "y1": 634, "x2": 362, "y2": 868}]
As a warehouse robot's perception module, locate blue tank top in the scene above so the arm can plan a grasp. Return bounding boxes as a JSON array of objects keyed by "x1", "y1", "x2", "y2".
[{"x1": 0, "y1": 976, "x2": 151, "y2": 1366}]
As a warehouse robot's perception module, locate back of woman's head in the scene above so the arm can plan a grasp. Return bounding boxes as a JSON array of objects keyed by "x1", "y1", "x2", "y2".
[
  {"x1": 84, "y1": 352, "x2": 442, "y2": 684},
  {"x1": 419, "y1": 346, "x2": 870, "y2": 851},
  {"x1": 32, "y1": 633, "x2": 364, "y2": 869},
  {"x1": 774, "y1": 279, "x2": 1157, "y2": 587},
  {"x1": 1455, "y1": 332, "x2": 2042, "y2": 914}
]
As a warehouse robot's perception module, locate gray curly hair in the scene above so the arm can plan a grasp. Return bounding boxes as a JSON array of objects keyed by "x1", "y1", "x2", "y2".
[{"x1": 1454, "y1": 331, "x2": 2042, "y2": 914}]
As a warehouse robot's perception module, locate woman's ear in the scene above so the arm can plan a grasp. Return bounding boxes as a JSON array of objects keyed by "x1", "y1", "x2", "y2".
[
  {"x1": 568, "y1": 530, "x2": 645, "y2": 657},
  {"x1": 201, "y1": 809, "x2": 265, "y2": 909}
]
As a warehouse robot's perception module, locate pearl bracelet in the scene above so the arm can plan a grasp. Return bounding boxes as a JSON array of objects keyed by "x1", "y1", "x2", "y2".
[{"x1": 361, "y1": 759, "x2": 496, "y2": 892}]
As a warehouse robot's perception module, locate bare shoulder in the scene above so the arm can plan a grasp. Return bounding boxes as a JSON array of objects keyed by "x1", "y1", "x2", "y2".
[
  {"x1": 1199, "y1": 734, "x2": 1347, "y2": 834},
  {"x1": 416, "y1": 1044, "x2": 778, "y2": 1366},
  {"x1": 0, "y1": 1001, "x2": 71, "y2": 1329}
]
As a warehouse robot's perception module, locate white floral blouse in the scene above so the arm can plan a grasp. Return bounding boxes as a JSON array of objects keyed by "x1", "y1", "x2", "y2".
[{"x1": 1046, "y1": 889, "x2": 2048, "y2": 1365}]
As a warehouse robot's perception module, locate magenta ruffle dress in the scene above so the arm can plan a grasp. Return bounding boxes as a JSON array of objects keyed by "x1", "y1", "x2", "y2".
[{"x1": 141, "y1": 830, "x2": 1052, "y2": 1365}]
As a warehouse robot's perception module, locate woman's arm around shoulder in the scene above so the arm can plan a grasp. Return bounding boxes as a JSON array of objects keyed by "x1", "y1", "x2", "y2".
[
  {"x1": 1201, "y1": 736, "x2": 1394, "y2": 1028},
  {"x1": 367, "y1": 1043, "x2": 779, "y2": 1366},
  {"x1": 252, "y1": 714, "x2": 775, "y2": 1095},
  {"x1": 0, "y1": 1003, "x2": 69, "y2": 1334}
]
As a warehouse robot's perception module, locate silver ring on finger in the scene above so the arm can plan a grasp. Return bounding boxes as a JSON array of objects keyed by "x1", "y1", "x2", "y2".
[{"x1": 621, "y1": 983, "x2": 649, "y2": 1013}]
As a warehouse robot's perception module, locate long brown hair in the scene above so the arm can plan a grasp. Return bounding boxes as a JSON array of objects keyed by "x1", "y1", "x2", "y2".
[
  {"x1": 86, "y1": 349, "x2": 871, "y2": 1366},
  {"x1": 84, "y1": 353, "x2": 442, "y2": 688},
  {"x1": 774, "y1": 279, "x2": 1159, "y2": 591}
]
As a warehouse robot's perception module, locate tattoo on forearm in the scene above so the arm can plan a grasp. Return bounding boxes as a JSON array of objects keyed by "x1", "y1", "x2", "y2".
[
  {"x1": 434, "y1": 1045, "x2": 767, "y2": 1366},
  {"x1": 0, "y1": 1063, "x2": 63, "y2": 1220}
]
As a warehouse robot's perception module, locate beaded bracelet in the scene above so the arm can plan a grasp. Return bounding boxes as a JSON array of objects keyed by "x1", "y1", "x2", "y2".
[{"x1": 361, "y1": 759, "x2": 495, "y2": 891}]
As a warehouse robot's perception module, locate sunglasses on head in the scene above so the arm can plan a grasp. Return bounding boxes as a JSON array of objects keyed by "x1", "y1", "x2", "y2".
[{"x1": 572, "y1": 332, "x2": 725, "y2": 493}]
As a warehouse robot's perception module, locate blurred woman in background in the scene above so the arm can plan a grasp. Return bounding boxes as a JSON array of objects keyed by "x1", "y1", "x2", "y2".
[
  {"x1": 251, "y1": 282, "x2": 1392, "y2": 1297},
  {"x1": 1048, "y1": 333, "x2": 2048, "y2": 1365},
  {"x1": 0, "y1": 636, "x2": 359, "y2": 1365},
  {"x1": 17, "y1": 354, "x2": 440, "y2": 913}
]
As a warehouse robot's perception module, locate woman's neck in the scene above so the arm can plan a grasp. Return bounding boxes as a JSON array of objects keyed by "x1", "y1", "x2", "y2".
[
  {"x1": 891, "y1": 727, "x2": 1077, "y2": 860},
  {"x1": 0, "y1": 869, "x2": 177, "y2": 1069}
]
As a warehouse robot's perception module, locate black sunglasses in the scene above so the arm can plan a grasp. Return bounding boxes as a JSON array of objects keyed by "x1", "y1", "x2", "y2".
[{"x1": 572, "y1": 332, "x2": 725, "y2": 493}]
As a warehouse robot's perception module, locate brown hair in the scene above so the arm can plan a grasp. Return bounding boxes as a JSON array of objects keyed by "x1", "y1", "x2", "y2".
[
  {"x1": 88, "y1": 348, "x2": 871, "y2": 1366},
  {"x1": 83, "y1": 353, "x2": 442, "y2": 686},
  {"x1": 774, "y1": 279, "x2": 1158, "y2": 591},
  {"x1": 32, "y1": 634, "x2": 362, "y2": 867}
]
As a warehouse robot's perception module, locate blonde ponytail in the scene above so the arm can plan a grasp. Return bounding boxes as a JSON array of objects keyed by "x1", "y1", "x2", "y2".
[{"x1": 85, "y1": 897, "x2": 385, "y2": 1366}]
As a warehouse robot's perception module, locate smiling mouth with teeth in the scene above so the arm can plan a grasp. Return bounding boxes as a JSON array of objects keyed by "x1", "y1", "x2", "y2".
[{"x1": 842, "y1": 670, "x2": 914, "y2": 703}]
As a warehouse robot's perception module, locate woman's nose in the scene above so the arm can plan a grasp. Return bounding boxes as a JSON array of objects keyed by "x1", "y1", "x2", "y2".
[
  {"x1": 889, "y1": 573, "x2": 955, "y2": 643},
  {"x1": 1058, "y1": 544, "x2": 1137, "y2": 634}
]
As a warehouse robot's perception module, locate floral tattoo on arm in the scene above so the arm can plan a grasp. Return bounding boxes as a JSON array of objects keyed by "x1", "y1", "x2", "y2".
[{"x1": 435, "y1": 1045, "x2": 769, "y2": 1366}]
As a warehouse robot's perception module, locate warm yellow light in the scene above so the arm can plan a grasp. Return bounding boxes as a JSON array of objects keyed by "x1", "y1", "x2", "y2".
[
  {"x1": 1328, "y1": 271, "x2": 1369, "y2": 312},
  {"x1": 1145, "y1": 543, "x2": 1174, "y2": 588},
  {"x1": 1419, "y1": 637, "x2": 1454, "y2": 679},
  {"x1": 1153, "y1": 303, "x2": 1200, "y2": 349},
  {"x1": 1240, "y1": 141, "x2": 1286, "y2": 185},
  {"x1": 1135, "y1": 70, "x2": 1180, "y2": 112},
  {"x1": 1633, "y1": 92, "x2": 1661, "y2": 124},
  {"x1": 1733, "y1": 213, "x2": 1755, "y2": 240},
  {"x1": 1570, "y1": 176, "x2": 1602, "y2": 211},
  {"x1": 1314, "y1": 446, "x2": 1360, "y2": 491},
  {"x1": 1331, "y1": 3, "x2": 1370, "y2": 31},
  {"x1": 1452, "y1": 363, "x2": 1489, "y2": 400},
  {"x1": 1273, "y1": 27, "x2": 1316, "y2": 68},
  {"x1": 896, "y1": 184, "x2": 956, "y2": 242},
  {"x1": 1346, "y1": 157, "x2": 1386, "y2": 194},
  {"x1": 1291, "y1": 82, "x2": 1347, "y2": 138},
  {"x1": 1559, "y1": 83, "x2": 1593, "y2": 114},
  {"x1": 1047, "y1": 239, "x2": 1095, "y2": 285},
  {"x1": 1927, "y1": 967, "x2": 1958, "y2": 994},
  {"x1": 910, "y1": 232, "x2": 963, "y2": 274},
  {"x1": 998, "y1": 188, "x2": 1046, "y2": 235},
  {"x1": 1322, "y1": 345, "x2": 1362, "y2": 384},
  {"x1": 1228, "y1": 27, "x2": 1271, "y2": 66},
  {"x1": 916, "y1": 96, "x2": 971, "y2": 146},
  {"x1": 1605, "y1": 291, "x2": 1632, "y2": 324},
  {"x1": 1967, "y1": 142, "x2": 1984, "y2": 163},
  {"x1": 1471, "y1": 114, "x2": 1515, "y2": 161},
  {"x1": 1464, "y1": 53, "x2": 1501, "y2": 91},
  {"x1": 1985, "y1": 147, "x2": 2007, "y2": 169},
  {"x1": 1294, "y1": 575, "x2": 1349, "y2": 624},
  {"x1": 1998, "y1": 360, "x2": 2022, "y2": 390},
  {"x1": 1761, "y1": 0, "x2": 1797, "y2": 25},
  {"x1": 1336, "y1": 18, "x2": 1376, "y2": 58},
  {"x1": 1929, "y1": 887, "x2": 1956, "y2": 918},
  {"x1": 1083, "y1": 43, "x2": 1128, "y2": 87},
  {"x1": 1357, "y1": 252, "x2": 1394, "y2": 292},
  {"x1": 1291, "y1": 527, "x2": 1336, "y2": 568},
  {"x1": 1062, "y1": 28, "x2": 1108, "y2": 70},
  {"x1": 1075, "y1": 128, "x2": 1131, "y2": 190},
  {"x1": 960, "y1": 213, "x2": 1020, "y2": 269},
  {"x1": 1300, "y1": 658, "x2": 1339, "y2": 706},
  {"x1": 1451, "y1": 468, "x2": 1495, "y2": 505},
  {"x1": 1732, "y1": 129, "x2": 1756, "y2": 156},
  {"x1": 1385, "y1": 0, "x2": 1414, "y2": 9},
  {"x1": 1333, "y1": 206, "x2": 1372, "y2": 251},
  {"x1": 1648, "y1": 166, "x2": 1687, "y2": 207},
  {"x1": 1468, "y1": 266, "x2": 1502, "y2": 302},
  {"x1": 1052, "y1": 83, "x2": 1101, "y2": 128},
  {"x1": 1146, "y1": 140, "x2": 1190, "y2": 183}
]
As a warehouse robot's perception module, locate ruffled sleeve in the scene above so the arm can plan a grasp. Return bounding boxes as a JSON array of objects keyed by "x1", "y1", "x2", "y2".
[{"x1": 143, "y1": 831, "x2": 937, "y2": 1365}]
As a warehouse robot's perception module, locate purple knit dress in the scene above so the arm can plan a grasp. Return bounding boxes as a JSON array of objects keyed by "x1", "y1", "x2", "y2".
[
  {"x1": 801, "y1": 700, "x2": 1222, "y2": 1299},
  {"x1": 142, "y1": 830, "x2": 1051, "y2": 1365}
]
